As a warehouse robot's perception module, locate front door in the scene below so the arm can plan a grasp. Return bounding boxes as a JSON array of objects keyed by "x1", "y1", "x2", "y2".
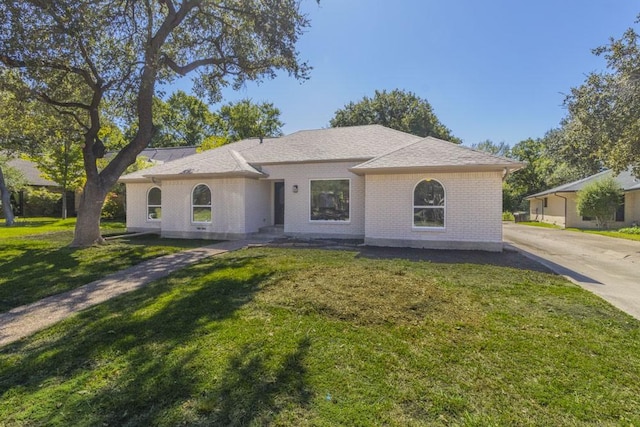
[{"x1": 274, "y1": 182, "x2": 285, "y2": 225}]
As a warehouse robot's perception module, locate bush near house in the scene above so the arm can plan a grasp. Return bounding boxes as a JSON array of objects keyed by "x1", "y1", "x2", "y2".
[{"x1": 576, "y1": 176, "x2": 624, "y2": 229}]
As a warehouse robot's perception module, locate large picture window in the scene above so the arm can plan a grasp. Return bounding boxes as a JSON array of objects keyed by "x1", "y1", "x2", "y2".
[
  {"x1": 192, "y1": 184, "x2": 212, "y2": 223},
  {"x1": 413, "y1": 179, "x2": 445, "y2": 228},
  {"x1": 147, "y1": 187, "x2": 162, "y2": 220},
  {"x1": 310, "y1": 179, "x2": 350, "y2": 222}
]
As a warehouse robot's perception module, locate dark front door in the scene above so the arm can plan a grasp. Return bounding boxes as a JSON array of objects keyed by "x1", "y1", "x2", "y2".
[{"x1": 274, "y1": 182, "x2": 285, "y2": 225}]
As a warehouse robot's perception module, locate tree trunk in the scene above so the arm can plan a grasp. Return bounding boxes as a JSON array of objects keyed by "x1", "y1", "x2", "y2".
[
  {"x1": 70, "y1": 181, "x2": 106, "y2": 246},
  {"x1": 0, "y1": 166, "x2": 15, "y2": 226},
  {"x1": 61, "y1": 189, "x2": 68, "y2": 220}
]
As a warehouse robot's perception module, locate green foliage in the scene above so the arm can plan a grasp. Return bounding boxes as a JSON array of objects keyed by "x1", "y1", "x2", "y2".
[
  {"x1": 0, "y1": 0, "x2": 313, "y2": 245},
  {"x1": 330, "y1": 89, "x2": 460, "y2": 142},
  {"x1": 502, "y1": 211, "x2": 515, "y2": 221},
  {"x1": 576, "y1": 176, "x2": 624, "y2": 228},
  {"x1": 24, "y1": 187, "x2": 61, "y2": 217},
  {"x1": 561, "y1": 21, "x2": 640, "y2": 175},
  {"x1": 471, "y1": 140, "x2": 511, "y2": 157},
  {"x1": 218, "y1": 99, "x2": 284, "y2": 143},
  {"x1": 101, "y1": 191, "x2": 126, "y2": 220},
  {"x1": 619, "y1": 226, "x2": 640, "y2": 235}
]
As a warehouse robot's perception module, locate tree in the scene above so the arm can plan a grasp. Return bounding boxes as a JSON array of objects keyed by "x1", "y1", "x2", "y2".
[
  {"x1": 330, "y1": 89, "x2": 460, "y2": 142},
  {"x1": 1, "y1": 1, "x2": 312, "y2": 246},
  {"x1": 576, "y1": 176, "x2": 624, "y2": 228},
  {"x1": 562, "y1": 21, "x2": 640, "y2": 176},
  {"x1": 218, "y1": 99, "x2": 284, "y2": 143},
  {"x1": 470, "y1": 140, "x2": 511, "y2": 157}
]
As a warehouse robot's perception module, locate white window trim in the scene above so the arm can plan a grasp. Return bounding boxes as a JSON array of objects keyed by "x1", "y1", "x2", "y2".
[
  {"x1": 412, "y1": 178, "x2": 446, "y2": 230},
  {"x1": 146, "y1": 186, "x2": 162, "y2": 222},
  {"x1": 308, "y1": 178, "x2": 351, "y2": 223},
  {"x1": 191, "y1": 183, "x2": 212, "y2": 224}
]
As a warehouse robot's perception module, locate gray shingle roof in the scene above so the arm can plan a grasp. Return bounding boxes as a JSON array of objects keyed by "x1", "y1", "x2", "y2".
[
  {"x1": 526, "y1": 169, "x2": 640, "y2": 199},
  {"x1": 120, "y1": 125, "x2": 524, "y2": 183},
  {"x1": 120, "y1": 138, "x2": 265, "y2": 182},
  {"x1": 6, "y1": 158, "x2": 58, "y2": 187},
  {"x1": 241, "y1": 125, "x2": 422, "y2": 164},
  {"x1": 350, "y1": 137, "x2": 524, "y2": 173},
  {"x1": 138, "y1": 146, "x2": 197, "y2": 163}
]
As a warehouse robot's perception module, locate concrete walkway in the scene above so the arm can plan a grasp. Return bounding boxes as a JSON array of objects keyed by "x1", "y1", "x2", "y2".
[
  {"x1": 503, "y1": 222, "x2": 640, "y2": 320},
  {"x1": 0, "y1": 240, "x2": 251, "y2": 347}
]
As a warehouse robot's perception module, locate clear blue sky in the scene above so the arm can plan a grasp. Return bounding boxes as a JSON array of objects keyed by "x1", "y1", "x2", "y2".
[{"x1": 177, "y1": 1, "x2": 638, "y2": 146}]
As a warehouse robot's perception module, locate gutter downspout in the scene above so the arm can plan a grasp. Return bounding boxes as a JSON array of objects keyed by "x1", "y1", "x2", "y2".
[{"x1": 554, "y1": 193, "x2": 568, "y2": 229}]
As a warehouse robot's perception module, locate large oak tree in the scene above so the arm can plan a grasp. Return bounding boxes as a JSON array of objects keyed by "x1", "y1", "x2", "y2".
[
  {"x1": 0, "y1": 0, "x2": 313, "y2": 246},
  {"x1": 330, "y1": 89, "x2": 460, "y2": 143}
]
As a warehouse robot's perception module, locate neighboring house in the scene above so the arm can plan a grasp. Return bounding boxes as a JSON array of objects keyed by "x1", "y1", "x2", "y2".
[
  {"x1": 526, "y1": 169, "x2": 640, "y2": 228},
  {"x1": 5, "y1": 157, "x2": 60, "y2": 216},
  {"x1": 120, "y1": 125, "x2": 523, "y2": 251}
]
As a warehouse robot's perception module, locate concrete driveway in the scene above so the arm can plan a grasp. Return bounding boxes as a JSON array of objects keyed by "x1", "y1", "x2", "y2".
[{"x1": 503, "y1": 222, "x2": 640, "y2": 320}]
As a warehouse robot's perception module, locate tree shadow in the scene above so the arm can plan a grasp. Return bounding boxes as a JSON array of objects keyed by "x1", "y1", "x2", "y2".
[
  {"x1": 354, "y1": 245, "x2": 553, "y2": 273},
  {"x1": 200, "y1": 337, "x2": 312, "y2": 426},
  {"x1": 0, "y1": 253, "x2": 302, "y2": 425}
]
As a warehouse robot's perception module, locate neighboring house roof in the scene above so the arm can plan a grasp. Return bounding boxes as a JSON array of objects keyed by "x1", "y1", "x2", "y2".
[
  {"x1": 6, "y1": 157, "x2": 58, "y2": 187},
  {"x1": 120, "y1": 125, "x2": 524, "y2": 183},
  {"x1": 350, "y1": 137, "x2": 523, "y2": 174},
  {"x1": 138, "y1": 146, "x2": 197, "y2": 163},
  {"x1": 526, "y1": 169, "x2": 640, "y2": 199}
]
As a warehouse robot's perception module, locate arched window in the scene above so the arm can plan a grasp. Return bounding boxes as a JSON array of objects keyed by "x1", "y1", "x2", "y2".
[
  {"x1": 192, "y1": 184, "x2": 212, "y2": 223},
  {"x1": 413, "y1": 179, "x2": 445, "y2": 228},
  {"x1": 147, "y1": 187, "x2": 162, "y2": 220}
]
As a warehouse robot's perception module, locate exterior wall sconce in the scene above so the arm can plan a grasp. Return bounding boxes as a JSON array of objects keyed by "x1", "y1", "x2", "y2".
[{"x1": 292, "y1": 184, "x2": 298, "y2": 193}]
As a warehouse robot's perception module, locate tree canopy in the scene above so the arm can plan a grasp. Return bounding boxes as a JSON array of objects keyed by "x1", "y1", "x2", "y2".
[
  {"x1": 561, "y1": 20, "x2": 640, "y2": 176},
  {"x1": 330, "y1": 89, "x2": 460, "y2": 142},
  {"x1": 576, "y1": 176, "x2": 624, "y2": 228},
  {"x1": 0, "y1": 0, "x2": 313, "y2": 245}
]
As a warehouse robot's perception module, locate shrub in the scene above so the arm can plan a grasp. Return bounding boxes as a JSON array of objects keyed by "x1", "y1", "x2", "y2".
[
  {"x1": 102, "y1": 190, "x2": 126, "y2": 220},
  {"x1": 24, "y1": 187, "x2": 61, "y2": 217},
  {"x1": 502, "y1": 212, "x2": 515, "y2": 221},
  {"x1": 619, "y1": 226, "x2": 640, "y2": 235},
  {"x1": 576, "y1": 176, "x2": 623, "y2": 229}
]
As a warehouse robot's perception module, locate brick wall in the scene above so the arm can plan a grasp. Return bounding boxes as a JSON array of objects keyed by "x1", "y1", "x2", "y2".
[{"x1": 364, "y1": 171, "x2": 503, "y2": 249}]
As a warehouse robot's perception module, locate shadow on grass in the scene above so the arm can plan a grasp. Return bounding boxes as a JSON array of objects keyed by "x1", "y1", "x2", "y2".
[
  {"x1": 354, "y1": 246, "x2": 553, "y2": 273},
  {"x1": 0, "y1": 236, "x2": 206, "y2": 313},
  {"x1": 0, "y1": 254, "x2": 311, "y2": 425}
]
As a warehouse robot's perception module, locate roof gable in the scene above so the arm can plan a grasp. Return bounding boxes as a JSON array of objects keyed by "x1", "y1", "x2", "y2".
[{"x1": 350, "y1": 137, "x2": 524, "y2": 174}]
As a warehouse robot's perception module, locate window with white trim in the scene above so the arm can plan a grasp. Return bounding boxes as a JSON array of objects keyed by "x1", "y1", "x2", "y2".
[
  {"x1": 192, "y1": 184, "x2": 212, "y2": 223},
  {"x1": 147, "y1": 187, "x2": 162, "y2": 220},
  {"x1": 310, "y1": 179, "x2": 350, "y2": 221},
  {"x1": 413, "y1": 179, "x2": 445, "y2": 228}
]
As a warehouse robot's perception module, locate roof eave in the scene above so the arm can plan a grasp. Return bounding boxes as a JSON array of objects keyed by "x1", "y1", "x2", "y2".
[{"x1": 349, "y1": 163, "x2": 524, "y2": 176}]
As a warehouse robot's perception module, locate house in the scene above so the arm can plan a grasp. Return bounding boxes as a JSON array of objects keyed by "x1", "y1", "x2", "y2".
[
  {"x1": 526, "y1": 169, "x2": 640, "y2": 228},
  {"x1": 120, "y1": 125, "x2": 523, "y2": 251}
]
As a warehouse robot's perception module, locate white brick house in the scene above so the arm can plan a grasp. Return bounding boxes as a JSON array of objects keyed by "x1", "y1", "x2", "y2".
[{"x1": 121, "y1": 125, "x2": 522, "y2": 251}]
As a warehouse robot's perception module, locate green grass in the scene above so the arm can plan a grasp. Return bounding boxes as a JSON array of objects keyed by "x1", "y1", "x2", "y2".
[
  {"x1": 1, "y1": 247, "x2": 639, "y2": 425},
  {"x1": 566, "y1": 227, "x2": 640, "y2": 242},
  {"x1": 516, "y1": 221, "x2": 562, "y2": 229},
  {"x1": 0, "y1": 218, "x2": 206, "y2": 313}
]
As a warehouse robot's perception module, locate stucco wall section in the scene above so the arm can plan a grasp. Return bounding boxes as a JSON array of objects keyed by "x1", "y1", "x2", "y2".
[
  {"x1": 628, "y1": 191, "x2": 640, "y2": 225},
  {"x1": 125, "y1": 183, "x2": 162, "y2": 231},
  {"x1": 261, "y1": 162, "x2": 365, "y2": 238},
  {"x1": 244, "y1": 179, "x2": 271, "y2": 232},
  {"x1": 530, "y1": 194, "x2": 566, "y2": 227},
  {"x1": 364, "y1": 171, "x2": 503, "y2": 246}
]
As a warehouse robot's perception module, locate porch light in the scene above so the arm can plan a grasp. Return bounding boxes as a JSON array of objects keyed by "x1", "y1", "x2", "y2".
[{"x1": 292, "y1": 184, "x2": 298, "y2": 193}]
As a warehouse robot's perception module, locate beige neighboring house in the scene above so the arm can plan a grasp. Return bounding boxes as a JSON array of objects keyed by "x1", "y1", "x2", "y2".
[
  {"x1": 120, "y1": 125, "x2": 523, "y2": 251},
  {"x1": 526, "y1": 169, "x2": 640, "y2": 228}
]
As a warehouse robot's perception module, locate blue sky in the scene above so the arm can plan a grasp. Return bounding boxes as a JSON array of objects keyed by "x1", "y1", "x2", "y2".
[{"x1": 177, "y1": 1, "x2": 638, "y2": 146}]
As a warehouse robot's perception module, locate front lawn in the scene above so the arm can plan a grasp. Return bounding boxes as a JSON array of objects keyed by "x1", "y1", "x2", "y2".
[
  {"x1": 0, "y1": 219, "x2": 206, "y2": 313},
  {"x1": 1, "y1": 247, "x2": 638, "y2": 425},
  {"x1": 566, "y1": 227, "x2": 640, "y2": 242}
]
